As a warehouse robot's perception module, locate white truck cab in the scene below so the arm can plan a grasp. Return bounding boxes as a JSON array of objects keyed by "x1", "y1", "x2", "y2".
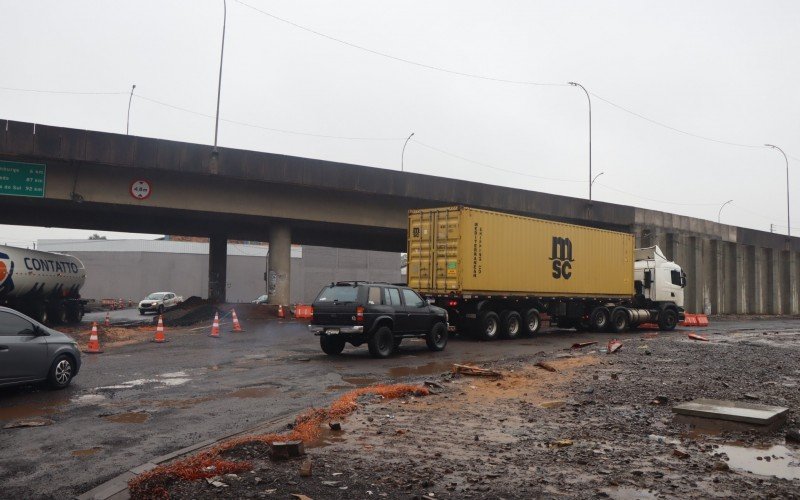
[{"x1": 634, "y1": 246, "x2": 685, "y2": 308}]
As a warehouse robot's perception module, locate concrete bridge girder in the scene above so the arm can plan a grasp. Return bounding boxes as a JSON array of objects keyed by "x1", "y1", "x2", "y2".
[{"x1": 2, "y1": 119, "x2": 800, "y2": 314}]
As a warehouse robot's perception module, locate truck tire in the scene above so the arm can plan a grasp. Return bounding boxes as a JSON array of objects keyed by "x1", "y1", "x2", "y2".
[
  {"x1": 66, "y1": 303, "x2": 84, "y2": 324},
  {"x1": 32, "y1": 304, "x2": 48, "y2": 324},
  {"x1": 589, "y1": 307, "x2": 610, "y2": 332},
  {"x1": 521, "y1": 308, "x2": 541, "y2": 336},
  {"x1": 499, "y1": 310, "x2": 522, "y2": 339},
  {"x1": 426, "y1": 322, "x2": 448, "y2": 351},
  {"x1": 368, "y1": 326, "x2": 395, "y2": 358},
  {"x1": 658, "y1": 309, "x2": 678, "y2": 331},
  {"x1": 478, "y1": 311, "x2": 501, "y2": 341},
  {"x1": 610, "y1": 307, "x2": 630, "y2": 333},
  {"x1": 49, "y1": 302, "x2": 68, "y2": 325},
  {"x1": 320, "y1": 335, "x2": 346, "y2": 355}
]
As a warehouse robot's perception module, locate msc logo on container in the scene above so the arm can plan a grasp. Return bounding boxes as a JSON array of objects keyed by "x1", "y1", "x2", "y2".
[{"x1": 549, "y1": 237, "x2": 573, "y2": 280}]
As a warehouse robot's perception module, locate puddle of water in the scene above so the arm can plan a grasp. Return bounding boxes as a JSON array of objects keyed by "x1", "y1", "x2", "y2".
[
  {"x1": 103, "y1": 412, "x2": 149, "y2": 424},
  {"x1": 0, "y1": 403, "x2": 59, "y2": 421},
  {"x1": 604, "y1": 487, "x2": 659, "y2": 500},
  {"x1": 387, "y1": 361, "x2": 454, "y2": 378},
  {"x1": 716, "y1": 444, "x2": 800, "y2": 480},
  {"x1": 306, "y1": 425, "x2": 346, "y2": 449},
  {"x1": 97, "y1": 379, "x2": 160, "y2": 391},
  {"x1": 160, "y1": 371, "x2": 188, "y2": 378},
  {"x1": 72, "y1": 447, "x2": 102, "y2": 457},
  {"x1": 71, "y1": 394, "x2": 107, "y2": 405},
  {"x1": 342, "y1": 377, "x2": 378, "y2": 386},
  {"x1": 160, "y1": 378, "x2": 191, "y2": 387},
  {"x1": 229, "y1": 387, "x2": 278, "y2": 399},
  {"x1": 675, "y1": 415, "x2": 781, "y2": 438},
  {"x1": 325, "y1": 385, "x2": 352, "y2": 392}
]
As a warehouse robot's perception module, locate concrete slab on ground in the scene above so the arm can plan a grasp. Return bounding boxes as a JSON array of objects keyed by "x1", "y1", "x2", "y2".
[{"x1": 672, "y1": 398, "x2": 789, "y2": 425}]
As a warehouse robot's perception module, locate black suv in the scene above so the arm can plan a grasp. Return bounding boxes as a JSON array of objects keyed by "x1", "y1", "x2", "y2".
[{"x1": 309, "y1": 282, "x2": 449, "y2": 358}]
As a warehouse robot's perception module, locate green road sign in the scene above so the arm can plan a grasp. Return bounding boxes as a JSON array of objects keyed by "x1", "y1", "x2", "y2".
[{"x1": 0, "y1": 160, "x2": 46, "y2": 198}]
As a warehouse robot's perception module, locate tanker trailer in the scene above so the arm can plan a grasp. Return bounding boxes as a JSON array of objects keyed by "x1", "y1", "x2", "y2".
[{"x1": 0, "y1": 244, "x2": 87, "y2": 324}]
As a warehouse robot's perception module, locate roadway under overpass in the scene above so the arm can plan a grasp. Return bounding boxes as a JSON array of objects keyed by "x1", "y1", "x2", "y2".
[{"x1": 1, "y1": 119, "x2": 798, "y2": 313}]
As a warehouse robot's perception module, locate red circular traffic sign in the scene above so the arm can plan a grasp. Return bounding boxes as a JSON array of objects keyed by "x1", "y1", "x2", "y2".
[{"x1": 130, "y1": 179, "x2": 152, "y2": 200}]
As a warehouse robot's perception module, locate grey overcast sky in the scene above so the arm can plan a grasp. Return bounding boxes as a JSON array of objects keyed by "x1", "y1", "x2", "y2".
[{"x1": 1, "y1": 0, "x2": 799, "y2": 246}]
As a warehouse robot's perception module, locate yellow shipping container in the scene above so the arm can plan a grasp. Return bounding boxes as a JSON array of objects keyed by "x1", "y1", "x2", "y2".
[{"x1": 408, "y1": 206, "x2": 633, "y2": 298}]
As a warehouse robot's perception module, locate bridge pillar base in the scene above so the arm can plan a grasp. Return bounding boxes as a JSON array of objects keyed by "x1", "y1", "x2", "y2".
[
  {"x1": 268, "y1": 224, "x2": 291, "y2": 305},
  {"x1": 208, "y1": 234, "x2": 227, "y2": 303}
]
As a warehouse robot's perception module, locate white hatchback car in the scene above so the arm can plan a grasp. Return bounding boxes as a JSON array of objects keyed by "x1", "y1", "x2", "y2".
[{"x1": 138, "y1": 292, "x2": 182, "y2": 315}]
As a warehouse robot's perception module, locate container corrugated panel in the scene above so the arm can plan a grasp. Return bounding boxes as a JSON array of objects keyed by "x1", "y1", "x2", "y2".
[{"x1": 408, "y1": 206, "x2": 633, "y2": 298}]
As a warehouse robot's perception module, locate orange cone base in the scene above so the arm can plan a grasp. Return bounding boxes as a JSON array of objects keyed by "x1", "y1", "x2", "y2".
[
  {"x1": 150, "y1": 339, "x2": 168, "y2": 343},
  {"x1": 83, "y1": 348, "x2": 103, "y2": 354}
]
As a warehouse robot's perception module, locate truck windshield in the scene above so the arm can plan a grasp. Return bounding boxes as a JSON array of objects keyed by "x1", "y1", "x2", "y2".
[
  {"x1": 146, "y1": 293, "x2": 167, "y2": 300},
  {"x1": 316, "y1": 286, "x2": 358, "y2": 303}
]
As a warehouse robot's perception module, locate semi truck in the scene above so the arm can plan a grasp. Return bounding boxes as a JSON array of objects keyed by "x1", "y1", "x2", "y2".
[
  {"x1": 0, "y1": 244, "x2": 87, "y2": 324},
  {"x1": 407, "y1": 206, "x2": 686, "y2": 339}
]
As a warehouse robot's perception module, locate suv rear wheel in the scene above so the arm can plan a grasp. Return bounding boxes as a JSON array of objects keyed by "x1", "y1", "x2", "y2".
[
  {"x1": 426, "y1": 322, "x2": 448, "y2": 351},
  {"x1": 320, "y1": 335, "x2": 346, "y2": 355},
  {"x1": 368, "y1": 326, "x2": 395, "y2": 358}
]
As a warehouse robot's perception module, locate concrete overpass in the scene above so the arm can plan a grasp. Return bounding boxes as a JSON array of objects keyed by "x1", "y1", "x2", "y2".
[{"x1": 1, "y1": 119, "x2": 797, "y2": 313}]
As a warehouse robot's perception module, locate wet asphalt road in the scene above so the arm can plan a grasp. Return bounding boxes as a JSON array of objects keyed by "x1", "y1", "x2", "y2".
[{"x1": 0, "y1": 317, "x2": 797, "y2": 498}]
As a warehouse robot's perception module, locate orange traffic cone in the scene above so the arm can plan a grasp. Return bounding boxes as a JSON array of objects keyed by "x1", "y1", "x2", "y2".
[
  {"x1": 231, "y1": 309, "x2": 244, "y2": 332},
  {"x1": 278, "y1": 304, "x2": 284, "y2": 319},
  {"x1": 85, "y1": 322, "x2": 103, "y2": 353},
  {"x1": 104, "y1": 311, "x2": 110, "y2": 327},
  {"x1": 210, "y1": 312, "x2": 220, "y2": 338},
  {"x1": 152, "y1": 315, "x2": 166, "y2": 343}
]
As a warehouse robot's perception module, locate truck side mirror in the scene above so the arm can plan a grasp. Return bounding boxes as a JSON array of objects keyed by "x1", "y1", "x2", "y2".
[
  {"x1": 681, "y1": 272, "x2": 687, "y2": 288},
  {"x1": 643, "y1": 270, "x2": 652, "y2": 289}
]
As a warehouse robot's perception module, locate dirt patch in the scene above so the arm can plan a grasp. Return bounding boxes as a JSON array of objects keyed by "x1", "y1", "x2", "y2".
[{"x1": 135, "y1": 331, "x2": 800, "y2": 499}]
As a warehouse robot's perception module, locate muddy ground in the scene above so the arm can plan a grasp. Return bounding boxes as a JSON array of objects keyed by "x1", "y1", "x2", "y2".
[{"x1": 160, "y1": 327, "x2": 799, "y2": 499}]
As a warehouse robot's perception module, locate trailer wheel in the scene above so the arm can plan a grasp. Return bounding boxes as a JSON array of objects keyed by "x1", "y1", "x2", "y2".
[
  {"x1": 521, "y1": 308, "x2": 541, "y2": 336},
  {"x1": 32, "y1": 304, "x2": 48, "y2": 324},
  {"x1": 66, "y1": 303, "x2": 84, "y2": 324},
  {"x1": 49, "y1": 302, "x2": 68, "y2": 325},
  {"x1": 499, "y1": 310, "x2": 522, "y2": 339},
  {"x1": 658, "y1": 309, "x2": 678, "y2": 331},
  {"x1": 478, "y1": 311, "x2": 501, "y2": 341},
  {"x1": 589, "y1": 307, "x2": 610, "y2": 332},
  {"x1": 610, "y1": 307, "x2": 629, "y2": 333}
]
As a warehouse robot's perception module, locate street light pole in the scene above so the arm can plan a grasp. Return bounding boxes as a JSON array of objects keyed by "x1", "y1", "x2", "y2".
[
  {"x1": 126, "y1": 84, "x2": 136, "y2": 135},
  {"x1": 401, "y1": 132, "x2": 415, "y2": 172},
  {"x1": 765, "y1": 144, "x2": 790, "y2": 238},
  {"x1": 568, "y1": 82, "x2": 592, "y2": 201},
  {"x1": 213, "y1": 0, "x2": 227, "y2": 155},
  {"x1": 718, "y1": 199, "x2": 733, "y2": 224},
  {"x1": 591, "y1": 171, "x2": 605, "y2": 190}
]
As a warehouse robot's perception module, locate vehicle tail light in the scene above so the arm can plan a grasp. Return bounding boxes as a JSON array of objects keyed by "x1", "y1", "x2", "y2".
[
  {"x1": 356, "y1": 306, "x2": 364, "y2": 322},
  {"x1": 448, "y1": 300, "x2": 458, "y2": 307}
]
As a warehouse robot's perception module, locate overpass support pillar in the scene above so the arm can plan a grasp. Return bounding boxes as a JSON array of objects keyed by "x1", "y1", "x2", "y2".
[
  {"x1": 268, "y1": 224, "x2": 291, "y2": 305},
  {"x1": 208, "y1": 235, "x2": 227, "y2": 303}
]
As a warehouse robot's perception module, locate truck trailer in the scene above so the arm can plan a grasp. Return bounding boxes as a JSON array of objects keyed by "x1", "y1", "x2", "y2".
[
  {"x1": 0, "y1": 244, "x2": 87, "y2": 324},
  {"x1": 407, "y1": 206, "x2": 685, "y2": 339}
]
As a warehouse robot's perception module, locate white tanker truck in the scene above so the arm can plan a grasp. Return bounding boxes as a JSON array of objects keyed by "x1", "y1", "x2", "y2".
[{"x1": 0, "y1": 244, "x2": 87, "y2": 324}]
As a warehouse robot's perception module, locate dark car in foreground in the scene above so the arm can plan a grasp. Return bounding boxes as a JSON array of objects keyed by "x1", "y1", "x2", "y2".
[
  {"x1": 0, "y1": 306, "x2": 82, "y2": 389},
  {"x1": 309, "y1": 281, "x2": 448, "y2": 358}
]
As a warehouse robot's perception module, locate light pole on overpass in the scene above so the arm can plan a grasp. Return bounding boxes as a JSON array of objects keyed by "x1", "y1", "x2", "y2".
[
  {"x1": 718, "y1": 199, "x2": 733, "y2": 224},
  {"x1": 765, "y1": 144, "x2": 790, "y2": 237},
  {"x1": 568, "y1": 81, "x2": 592, "y2": 201},
  {"x1": 401, "y1": 132, "x2": 415, "y2": 172},
  {"x1": 212, "y1": 0, "x2": 227, "y2": 156},
  {"x1": 126, "y1": 84, "x2": 136, "y2": 135}
]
